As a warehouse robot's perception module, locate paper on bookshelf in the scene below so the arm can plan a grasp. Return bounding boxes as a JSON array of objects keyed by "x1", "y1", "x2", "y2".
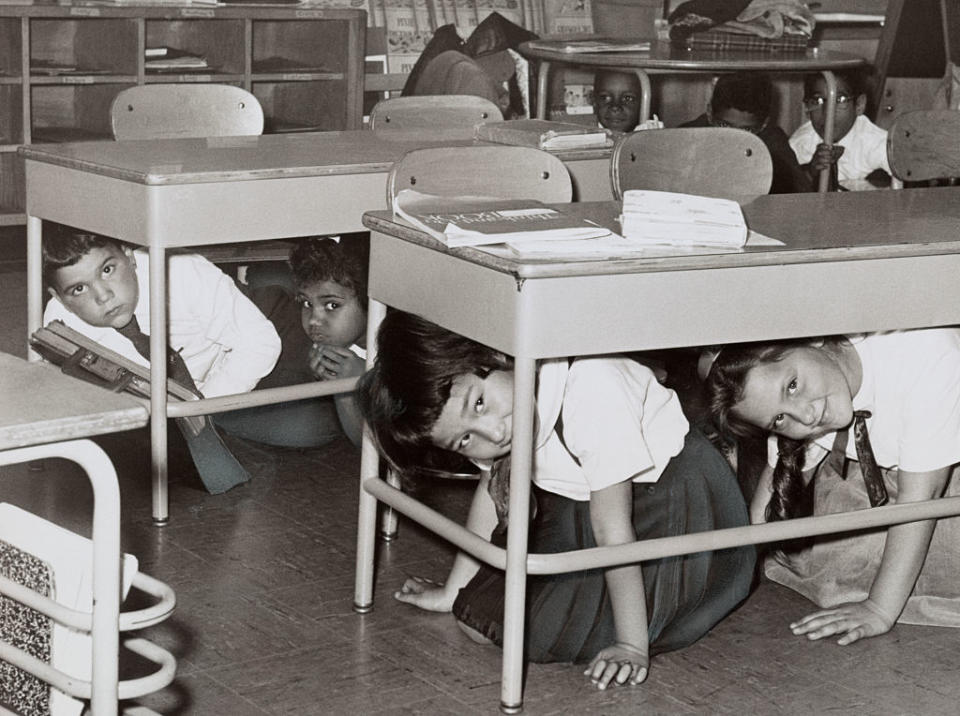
[
  {"x1": 393, "y1": 189, "x2": 612, "y2": 248},
  {"x1": 475, "y1": 119, "x2": 611, "y2": 150},
  {"x1": 620, "y1": 190, "x2": 749, "y2": 248},
  {"x1": 145, "y1": 53, "x2": 209, "y2": 71}
]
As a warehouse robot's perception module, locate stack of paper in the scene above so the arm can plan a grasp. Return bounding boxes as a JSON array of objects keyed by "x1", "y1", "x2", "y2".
[
  {"x1": 145, "y1": 47, "x2": 209, "y2": 71},
  {"x1": 620, "y1": 190, "x2": 749, "y2": 248},
  {"x1": 525, "y1": 38, "x2": 653, "y2": 54},
  {"x1": 392, "y1": 189, "x2": 612, "y2": 248}
]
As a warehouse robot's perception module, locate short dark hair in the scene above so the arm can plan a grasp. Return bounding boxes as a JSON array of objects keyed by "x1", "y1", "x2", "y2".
[
  {"x1": 710, "y1": 72, "x2": 773, "y2": 120},
  {"x1": 356, "y1": 311, "x2": 512, "y2": 474},
  {"x1": 803, "y1": 67, "x2": 867, "y2": 99},
  {"x1": 42, "y1": 225, "x2": 125, "y2": 286},
  {"x1": 593, "y1": 68, "x2": 642, "y2": 92},
  {"x1": 289, "y1": 234, "x2": 369, "y2": 304}
]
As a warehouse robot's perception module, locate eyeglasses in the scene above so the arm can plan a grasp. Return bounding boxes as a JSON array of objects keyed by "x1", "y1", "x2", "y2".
[
  {"x1": 802, "y1": 94, "x2": 855, "y2": 111},
  {"x1": 594, "y1": 93, "x2": 639, "y2": 108}
]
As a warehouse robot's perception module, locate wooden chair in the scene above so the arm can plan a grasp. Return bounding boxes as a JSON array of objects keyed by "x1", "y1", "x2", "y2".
[
  {"x1": 110, "y1": 84, "x2": 289, "y2": 266},
  {"x1": 110, "y1": 84, "x2": 264, "y2": 140},
  {"x1": 610, "y1": 127, "x2": 773, "y2": 201},
  {"x1": 887, "y1": 109, "x2": 960, "y2": 182},
  {"x1": 368, "y1": 95, "x2": 501, "y2": 137},
  {"x1": 386, "y1": 144, "x2": 573, "y2": 204}
]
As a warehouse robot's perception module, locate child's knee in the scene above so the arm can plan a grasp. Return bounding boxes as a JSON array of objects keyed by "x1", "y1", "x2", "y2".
[{"x1": 456, "y1": 619, "x2": 495, "y2": 645}]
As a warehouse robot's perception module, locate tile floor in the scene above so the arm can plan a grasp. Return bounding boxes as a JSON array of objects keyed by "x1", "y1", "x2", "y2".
[{"x1": 1, "y1": 232, "x2": 958, "y2": 715}]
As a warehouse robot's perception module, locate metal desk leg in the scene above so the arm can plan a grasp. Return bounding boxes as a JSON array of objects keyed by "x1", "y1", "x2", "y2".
[
  {"x1": 633, "y1": 69, "x2": 652, "y2": 123},
  {"x1": 499, "y1": 357, "x2": 536, "y2": 714},
  {"x1": 354, "y1": 297, "x2": 387, "y2": 613},
  {"x1": 380, "y1": 469, "x2": 401, "y2": 541},
  {"x1": 148, "y1": 242, "x2": 169, "y2": 526},
  {"x1": 817, "y1": 70, "x2": 838, "y2": 193},
  {"x1": 536, "y1": 60, "x2": 552, "y2": 119},
  {"x1": 1, "y1": 439, "x2": 122, "y2": 716},
  {"x1": 26, "y1": 215, "x2": 43, "y2": 361}
]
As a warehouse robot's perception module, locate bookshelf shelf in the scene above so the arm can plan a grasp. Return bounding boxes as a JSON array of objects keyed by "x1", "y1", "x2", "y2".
[{"x1": 0, "y1": 1, "x2": 365, "y2": 226}]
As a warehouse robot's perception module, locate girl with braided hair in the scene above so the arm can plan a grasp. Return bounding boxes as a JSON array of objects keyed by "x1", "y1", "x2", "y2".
[{"x1": 704, "y1": 329, "x2": 960, "y2": 645}]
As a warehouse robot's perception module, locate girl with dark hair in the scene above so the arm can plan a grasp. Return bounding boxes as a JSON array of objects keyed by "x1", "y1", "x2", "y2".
[
  {"x1": 358, "y1": 311, "x2": 754, "y2": 691},
  {"x1": 704, "y1": 329, "x2": 960, "y2": 645}
]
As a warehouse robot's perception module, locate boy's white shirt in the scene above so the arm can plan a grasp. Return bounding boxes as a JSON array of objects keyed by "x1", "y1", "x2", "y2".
[
  {"x1": 44, "y1": 249, "x2": 281, "y2": 397},
  {"x1": 531, "y1": 356, "x2": 688, "y2": 501},
  {"x1": 789, "y1": 114, "x2": 891, "y2": 182},
  {"x1": 767, "y1": 329, "x2": 960, "y2": 473}
]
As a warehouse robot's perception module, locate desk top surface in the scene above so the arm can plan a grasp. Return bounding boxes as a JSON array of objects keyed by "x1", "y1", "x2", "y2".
[
  {"x1": 363, "y1": 187, "x2": 960, "y2": 279},
  {"x1": 19, "y1": 129, "x2": 612, "y2": 186},
  {"x1": 519, "y1": 40, "x2": 868, "y2": 72},
  {"x1": 0, "y1": 354, "x2": 148, "y2": 451}
]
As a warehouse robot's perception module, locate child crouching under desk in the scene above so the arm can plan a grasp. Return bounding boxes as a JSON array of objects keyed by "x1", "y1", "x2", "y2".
[
  {"x1": 357, "y1": 310, "x2": 755, "y2": 690},
  {"x1": 237, "y1": 236, "x2": 369, "y2": 447}
]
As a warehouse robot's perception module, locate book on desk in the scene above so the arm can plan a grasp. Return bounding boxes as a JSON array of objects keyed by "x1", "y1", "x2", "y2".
[
  {"x1": 475, "y1": 119, "x2": 612, "y2": 150},
  {"x1": 392, "y1": 189, "x2": 613, "y2": 249}
]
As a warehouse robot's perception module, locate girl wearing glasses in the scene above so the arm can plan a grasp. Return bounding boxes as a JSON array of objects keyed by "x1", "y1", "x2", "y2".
[{"x1": 789, "y1": 69, "x2": 892, "y2": 190}]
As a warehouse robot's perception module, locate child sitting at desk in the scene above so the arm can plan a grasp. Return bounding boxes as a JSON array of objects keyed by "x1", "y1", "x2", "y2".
[
  {"x1": 593, "y1": 69, "x2": 643, "y2": 133},
  {"x1": 357, "y1": 311, "x2": 755, "y2": 690},
  {"x1": 789, "y1": 69, "x2": 891, "y2": 190},
  {"x1": 242, "y1": 236, "x2": 368, "y2": 448},
  {"x1": 42, "y1": 226, "x2": 281, "y2": 494},
  {"x1": 680, "y1": 72, "x2": 813, "y2": 194},
  {"x1": 703, "y1": 329, "x2": 960, "y2": 644}
]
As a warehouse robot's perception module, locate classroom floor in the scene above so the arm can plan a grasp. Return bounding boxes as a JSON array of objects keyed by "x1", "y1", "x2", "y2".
[{"x1": 2, "y1": 231, "x2": 958, "y2": 715}]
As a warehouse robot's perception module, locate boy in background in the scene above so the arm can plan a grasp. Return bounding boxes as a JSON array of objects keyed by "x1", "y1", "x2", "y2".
[
  {"x1": 681, "y1": 72, "x2": 812, "y2": 193},
  {"x1": 789, "y1": 68, "x2": 891, "y2": 190},
  {"x1": 593, "y1": 69, "x2": 643, "y2": 133},
  {"x1": 42, "y1": 226, "x2": 281, "y2": 493},
  {"x1": 245, "y1": 236, "x2": 369, "y2": 447}
]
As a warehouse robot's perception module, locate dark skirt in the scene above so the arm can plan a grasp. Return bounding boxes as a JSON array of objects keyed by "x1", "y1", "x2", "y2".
[{"x1": 452, "y1": 427, "x2": 756, "y2": 663}]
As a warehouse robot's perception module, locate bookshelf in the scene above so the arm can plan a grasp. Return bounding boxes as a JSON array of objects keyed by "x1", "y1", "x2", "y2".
[{"x1": 0, "y1": 2, "x2": 366, "y2": 226}]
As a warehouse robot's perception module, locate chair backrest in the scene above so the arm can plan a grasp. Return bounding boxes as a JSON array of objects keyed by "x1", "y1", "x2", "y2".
[
  {"x1": 110, "y1": 84, "x2": 264, "y2": 140},
  {"x1": 887, "y1": 109, "x2": 960, "y2": 182},
  {"x1": 369, "y1": 95, "x2": 501, "y2": 135},
  {"x1": 610, "y1": 127, "x2": 773, "y2": 201},
  {"x1": 386, "y1": 145, "x2": 573, "y2": 205}
]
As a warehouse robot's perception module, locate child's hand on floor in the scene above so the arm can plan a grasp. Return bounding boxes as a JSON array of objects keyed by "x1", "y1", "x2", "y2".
[
  {"x1": 810, "y1": 142, "x2": 844, "y2": 173},
  {"x1": 789, "y1": 598, "x2": 895, "y2": 645},
  {"x1": 584, "y1": 642, "x2": 649, "y2": 690},
  {"x1": 309, "y1": 344, "x2": 364, "y2": 381},
  {"x1": 394, "y1": 575, "x2": 456, "y2": 612}
]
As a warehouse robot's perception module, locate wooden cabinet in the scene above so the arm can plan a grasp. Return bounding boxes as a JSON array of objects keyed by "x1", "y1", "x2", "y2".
[{"x1": 0, "y1": 2, "x2": 366, "y2": 225}]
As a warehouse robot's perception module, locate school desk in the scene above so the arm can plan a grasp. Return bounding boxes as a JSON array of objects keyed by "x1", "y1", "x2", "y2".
[
  {"x1": 0, "y1": 353, "x2": 175, "y2": 714},
  {"x1": 356, "y1": 186, "x2": 960, "y2": 713},
  {"x1": 19, "y1": 129, "x2": 612, "y2": 525},
  {"x1": 519, "y1": 40, "x2": 868, "y2": 192}
]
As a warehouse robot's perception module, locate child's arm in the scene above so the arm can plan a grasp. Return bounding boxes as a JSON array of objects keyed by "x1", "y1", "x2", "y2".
[
  {"x1": 394, "y1": 472, "x2": 498, "y2": 612},
  {"x1": 309, "y1": 344, "x2": 366, "y2": 445},
  {"x1": 584, "y1": 479, "x2": 649, "y2": 690},
  {"x1": 803, "y1": 143, "x2": 844, "y2": 187},
  {"x1": 181, "y1": 256, "x2": 281, "y2": 397},
  {"x1": 750, "y1": 463, "x2": 774, "y2": 523},
  {"x1": 790, "y1": 465, "x2": 951, "y2": 645}
]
